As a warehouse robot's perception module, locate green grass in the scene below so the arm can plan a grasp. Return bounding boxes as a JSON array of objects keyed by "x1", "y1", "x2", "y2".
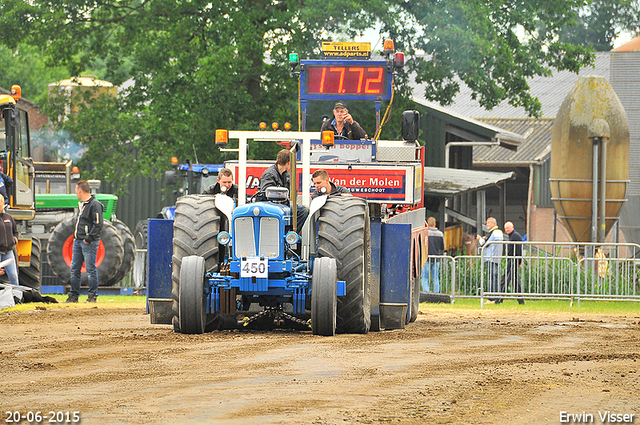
[
  {"x1": 422, "y1": 297, "x2": 640, "y2": 316},
  {"x1": 4, "y1": 293, "x2": 638, "y2": 316},
  {"x1": 1, "y1": 293, "x2": 148, "y2": 312},
  {"x1": 44, "y1": 293, "x2": 148, "y2": 304}
]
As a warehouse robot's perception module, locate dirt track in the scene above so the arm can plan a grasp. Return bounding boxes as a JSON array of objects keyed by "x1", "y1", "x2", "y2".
[{"x1": 1, "y1": 303, "x2": 639, "y2": 425}]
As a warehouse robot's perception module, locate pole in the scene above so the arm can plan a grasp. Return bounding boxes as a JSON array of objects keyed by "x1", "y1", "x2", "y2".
[
  {"x1": 599, "y1": 138, "x2": 607, "y2": 243},
  {"x1": 591, "y1": 140, "x2": 599, "y2": 243}
]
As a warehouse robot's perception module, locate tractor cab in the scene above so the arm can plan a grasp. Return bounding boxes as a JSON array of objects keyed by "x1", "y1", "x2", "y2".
[{"x1": 0, "y1": 86, "x2": 36, "y2": 219}]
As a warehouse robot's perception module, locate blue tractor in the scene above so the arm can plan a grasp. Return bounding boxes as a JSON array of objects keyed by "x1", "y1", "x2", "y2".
[
  {"x1": 173, "y1": 186, "x2": 371, "y2": 336},
  {"x1": 169, "y1": 130, "x2": 374, "y2": 336}
]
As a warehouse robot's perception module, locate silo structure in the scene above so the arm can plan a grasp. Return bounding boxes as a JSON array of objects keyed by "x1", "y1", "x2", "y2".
[
  {"x1": 611, "y1": 37, "x2": 640, "y2": 249},
  {"x1": 48, "y1": 76, "x2": 117, "y2": 116},
  {"x1": 550, "y1": 75, "x2": 629, "y2": 243}
]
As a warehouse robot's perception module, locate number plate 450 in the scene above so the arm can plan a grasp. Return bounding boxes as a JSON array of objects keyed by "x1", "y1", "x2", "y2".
[{"x1": 241, "y1": 257, "x2": 268, "y2": 278}]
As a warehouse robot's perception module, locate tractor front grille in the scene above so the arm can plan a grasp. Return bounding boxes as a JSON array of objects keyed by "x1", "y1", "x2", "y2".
[
  {"x1": 234, "y1": 217, "x2": 256, "y2": 258},
  {"x1": 258, "y1": 217, "x2": 280, "y2": 258},
  {"x1": 233, "y1": 215, "x2": 281, "y2": 259}
]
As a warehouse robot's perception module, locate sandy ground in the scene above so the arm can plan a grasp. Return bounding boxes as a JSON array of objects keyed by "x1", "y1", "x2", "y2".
[{"x1": 1, "y1": 303, "x2": 639, "y2": 425}]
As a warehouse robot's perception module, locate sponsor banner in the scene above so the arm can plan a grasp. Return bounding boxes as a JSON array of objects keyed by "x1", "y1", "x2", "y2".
[
  {"x1": 309, "y1": 140, "x2": 373, "y2": 162},
  {"x1": 227, "y1": 162, "x2": 416, "y2": 203},
  {"x1": 321, "y1": 42, "x2": 371, "y2": 59}
]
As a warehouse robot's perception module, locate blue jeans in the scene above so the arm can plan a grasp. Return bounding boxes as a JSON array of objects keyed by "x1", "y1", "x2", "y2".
[
  {"x1": 70, "y1": 239, "x2": 99, "y2": 296},
  {"x1": 486, "y1": 261, "x2": 501, "y2": 301},
  {"x1": 421, "y1": 259, "x2": 440, "y2": 292},
  {"x1": 0, "y1": 250, "x2": 19, "y2": 286}
]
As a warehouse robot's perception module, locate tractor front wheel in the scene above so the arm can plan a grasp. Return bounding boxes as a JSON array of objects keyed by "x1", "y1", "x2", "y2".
[
  {"x1": 179, "y1": 255, "x2": 207, "y2": 334},
  {"x1": 311, "y1": 257, "x2": 338, "y2": 336}
]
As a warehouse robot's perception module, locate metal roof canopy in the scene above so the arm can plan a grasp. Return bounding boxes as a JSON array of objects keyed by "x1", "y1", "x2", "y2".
[
  {"x1": 413, "y1": 98, "x2": 524, "y2": 150},
  {"x1": 424, "y1": 167, "x2": 516, "y2": 232},
  {"x1": 424, "y1": 167, "x2": 515, "y2": 197}
]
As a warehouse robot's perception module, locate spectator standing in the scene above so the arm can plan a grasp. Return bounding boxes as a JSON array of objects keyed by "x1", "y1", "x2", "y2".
[
  {"x1": 422, "y1": 216, "x2": 444, "y2": 293},
  {"x1": 66, "y1": 181, "x2": 104, "y2": 303},
  {"x1": 477, "y1": 217, "x2": 504, "y2": 303},
  {"x1": 500, "y1": 221, "x2": 525, "y2": 305}
]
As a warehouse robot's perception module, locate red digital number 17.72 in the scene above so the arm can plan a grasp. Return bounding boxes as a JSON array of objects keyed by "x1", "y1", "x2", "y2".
[{"x1": 316, "y1": 66, "x2": 383, "y2": 94}]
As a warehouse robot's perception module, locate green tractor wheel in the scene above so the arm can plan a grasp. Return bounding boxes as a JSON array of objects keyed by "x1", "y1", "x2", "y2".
[
  {"x1": 132, "y1": 219, "x2": 148, "y2": 288},
  {"x1": 47, "y1": 218, "x2": 124, "y2": 286},
  {"x1": 103, "y1": 219, "x2": 135, "y2": 286}
]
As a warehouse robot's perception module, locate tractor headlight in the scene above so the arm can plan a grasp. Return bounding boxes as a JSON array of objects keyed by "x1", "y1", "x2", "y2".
[
  {"x1": 217, "y1": 231, "x2": 231, "y2": 246},
  {"x1": 285, "y1": 231, "x2": 299, "y2": 246}
]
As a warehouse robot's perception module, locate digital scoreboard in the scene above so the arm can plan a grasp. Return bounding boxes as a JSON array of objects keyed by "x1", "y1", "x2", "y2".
[{"x1": 301, "y1": 60, "x2": 392, "y2": 101}]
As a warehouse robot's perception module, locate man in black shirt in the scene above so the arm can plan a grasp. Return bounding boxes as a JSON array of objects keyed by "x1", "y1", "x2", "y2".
[
  {"x1": 67, "y1": 180, "x2": 104, "y2": 303},
  {"x1": 320, "y1": 101, "x2": 367, "y2": 140},
  {"x1": 501, "y1": 221, "x2": 525, "y2": 305},
  {"x1": 310, "y1": 169, "x2": 351, "y2": 199},
  {"x1": 203, "y1": 168, "x2": 238, "y2": 202},
  {"x1": 259, "y1": 149, "x2": 309, "y2": 231}
]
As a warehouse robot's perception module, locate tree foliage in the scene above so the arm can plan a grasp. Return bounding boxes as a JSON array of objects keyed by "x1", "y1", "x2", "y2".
[
  {"x1": 558, "y1": 0, "x2": 640, "y2": 50},
  {"x1": 0, "y1": 0, "x2": 598, "y2": 186}
]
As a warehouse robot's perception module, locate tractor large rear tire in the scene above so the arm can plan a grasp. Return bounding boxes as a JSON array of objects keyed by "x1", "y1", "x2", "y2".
[
  {"x1": 19, "y1": 237, "x2": 42, "y2": 290},
  {"x1": 317, "y1": 197, "x2": 371, "y2": 334},
  {"x1": 171, "y1": 195, "x2": 221, "y2": 333},
  {"x1": 104, "y1": 219, "x2": 135, "y2": 286},
  {"x1": 179, "y1": 255, "x2": 207, "y2": 334},
  {"x1": 133, "y1": 219, "x2": 148, "y2": 288},
  {"x1": 311, "y1": 257, "x2": 338, "y2": 336},
  {"x1": 47, "y1": 218, "x2": 124, "y2": 286}
]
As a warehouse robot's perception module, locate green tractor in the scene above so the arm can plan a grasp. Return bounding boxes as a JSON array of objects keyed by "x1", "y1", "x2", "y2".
[{"x1": 34, "y1": 164, "x2": 135, "y2": 287}]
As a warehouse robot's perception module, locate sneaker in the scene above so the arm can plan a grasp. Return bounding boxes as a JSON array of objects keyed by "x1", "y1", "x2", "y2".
[
  {"x1": 65, "y1": 296, "x2": 79, "y2": 303},
  {"x1": 86, "y1": 293, "x2": 97, "y2": 303}
]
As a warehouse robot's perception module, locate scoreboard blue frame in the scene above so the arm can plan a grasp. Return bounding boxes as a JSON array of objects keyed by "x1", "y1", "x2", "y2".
[{"x1": 300, "y1": 59, "x2": 393, "y2": 101}]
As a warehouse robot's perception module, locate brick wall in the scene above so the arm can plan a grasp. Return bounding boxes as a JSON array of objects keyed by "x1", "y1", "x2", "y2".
[
  {"x1": 1, "y1": 87, "x2": 49, "y2": 130},
  {"x1": 529, "y1": 205, "x2": 573, "y2": 242}
]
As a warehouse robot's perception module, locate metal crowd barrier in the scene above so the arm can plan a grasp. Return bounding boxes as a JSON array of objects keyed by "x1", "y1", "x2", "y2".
[
  {"x1": 478, "y1": 241, "x2": 640, "y2": 306},
  {"x1": 421, "y1": 242, "x2": 640, "y2": 307}
]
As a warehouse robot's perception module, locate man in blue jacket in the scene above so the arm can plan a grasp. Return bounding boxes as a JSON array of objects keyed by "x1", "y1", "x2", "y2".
[
  {"x1": 66, "y1": 180, "x2": 104, "y2": 303},
  {"x1": 423, "y1": 216, "x2": 445, "y2": 293},
  {"x1": 477, "y1": 217, "x2": 504, "y2": 303}
]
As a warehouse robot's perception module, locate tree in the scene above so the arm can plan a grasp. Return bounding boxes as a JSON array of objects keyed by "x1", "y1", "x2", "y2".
[
  {"x1": 1, "y1": 0, "x2": 596, "y2": 186},
  {"x1": 0, "y1": 44, "x2": 70, "y2": 103},
  {"x1": 558, "y1": 0, "x2": 640, "y2": 51}
]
